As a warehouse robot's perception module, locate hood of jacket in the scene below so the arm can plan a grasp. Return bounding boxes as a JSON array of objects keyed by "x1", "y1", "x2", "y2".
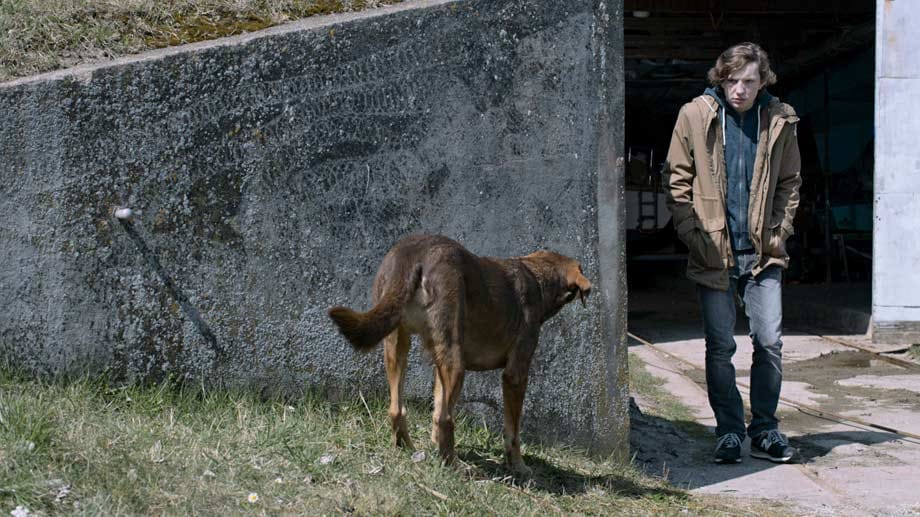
[{"x1": 703, "y1": 86, "x2": 774, "y2": 115}]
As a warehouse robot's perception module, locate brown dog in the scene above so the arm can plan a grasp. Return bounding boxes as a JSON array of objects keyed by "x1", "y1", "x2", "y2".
[{"x1": 328, "y1": 234, "x2": 591, "y2": 473}]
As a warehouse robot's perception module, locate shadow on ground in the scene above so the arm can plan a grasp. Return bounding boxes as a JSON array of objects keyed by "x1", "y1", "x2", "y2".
[
  {"x1": 458, "y1": 449, "x2": 686, "y2": 499},
  {"x1": 629, "y1": 397, "x2": 903, "y2": 489}
]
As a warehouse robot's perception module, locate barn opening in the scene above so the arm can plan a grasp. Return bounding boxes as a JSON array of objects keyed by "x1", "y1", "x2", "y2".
[{"x1": 623, "y1": 0, "x2": 875, "y2": 334}]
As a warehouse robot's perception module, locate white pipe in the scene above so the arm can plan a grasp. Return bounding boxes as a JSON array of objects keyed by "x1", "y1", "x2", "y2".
[{"x1": 113, "y1": 207, "x2": 133, "y2": 220}]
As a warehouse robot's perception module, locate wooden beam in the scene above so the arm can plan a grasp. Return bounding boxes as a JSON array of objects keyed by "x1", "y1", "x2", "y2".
[
  {"x1": 624, "y1": 0, "x2": 872, "y2": 15},
  {"x1": 625, "y1": 48, "x2": 722, "y2": 60},
  {"x1": 625, "y1": 15, "x2": 869, "y2": 32}
]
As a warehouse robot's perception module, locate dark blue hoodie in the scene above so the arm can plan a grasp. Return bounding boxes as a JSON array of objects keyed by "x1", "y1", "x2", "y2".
[{"x1": 704, "y1": 87, "x2": 774, "y2": 252}]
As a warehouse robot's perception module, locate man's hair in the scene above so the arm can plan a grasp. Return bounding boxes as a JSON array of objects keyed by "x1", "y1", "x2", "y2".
[{"x1": 707, "y1": 42, "x2": 777, "y2": 87}]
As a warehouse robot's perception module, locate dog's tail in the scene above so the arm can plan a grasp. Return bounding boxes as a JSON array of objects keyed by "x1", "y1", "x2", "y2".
[{"x1": 328, "y1": 265, "x2": 422, "y2": 352}]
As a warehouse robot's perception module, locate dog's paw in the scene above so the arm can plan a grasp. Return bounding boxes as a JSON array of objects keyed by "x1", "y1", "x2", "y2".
[
  {"x1": 509, "y1": 460, "x2": 533, "y2": 477},
  {"x1": 393, "y1": 433, "x2": 414, "y2": 450}
]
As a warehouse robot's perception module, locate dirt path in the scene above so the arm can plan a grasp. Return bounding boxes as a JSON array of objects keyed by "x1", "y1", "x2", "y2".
[{"x1": 628, "y1": 277, "x2": 920, "y2": 516}]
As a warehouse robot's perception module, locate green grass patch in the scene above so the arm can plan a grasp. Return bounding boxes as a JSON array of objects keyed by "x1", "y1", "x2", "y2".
[
  {"x1": 0, "y1": 0, "x2": 402, "y2": 82},
  {"x1": 0, "y1": 365, "x2": 742, "y2": 515},
  {"x1": 629, "y1": 352, "x2": 695, "y2": 424},
  {"x1": 629, "y1": 352, "x2": 712, "y2": 443},
  {"x1": 907, "y1": 344, "x2": 920, "y2": 363}
]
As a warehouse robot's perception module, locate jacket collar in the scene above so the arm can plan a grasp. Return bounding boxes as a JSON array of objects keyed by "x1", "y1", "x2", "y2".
[{"x1": 695, "y1": 93, "x2": 796, "y2": 141}]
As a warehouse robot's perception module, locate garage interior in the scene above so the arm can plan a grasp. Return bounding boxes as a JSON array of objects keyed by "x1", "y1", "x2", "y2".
[{"x1": 623, "y1": 0, "x2": 876, "y2": 319}]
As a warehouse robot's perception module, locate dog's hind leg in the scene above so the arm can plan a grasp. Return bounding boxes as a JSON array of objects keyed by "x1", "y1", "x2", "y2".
[
  {"x1": 384, "y1": 325, "x2": 413, "y2": 449},
  {"x1": 431, "y1": 321, "x2": 465, "y2": 465},
  {"x1": 432, "y1": 347, "x2": 465, "y2": 465},
  {"x1": 430, "y1": 355, "x2": 443, "y2": 445},
  {"x1": 422, "y1": 267, "x2": 467, "y2": 465},
  {"x1": 429, "y1": 348, "x2": 462, "y2": 447}
]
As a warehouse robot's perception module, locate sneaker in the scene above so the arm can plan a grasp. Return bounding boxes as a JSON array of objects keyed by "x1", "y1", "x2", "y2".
[
  {"x1": 751, "y1": 429, "x2": 798, "y2": 463},
  {"x1": 713, "y1": 433, "x2": 743, "y2": 464}
]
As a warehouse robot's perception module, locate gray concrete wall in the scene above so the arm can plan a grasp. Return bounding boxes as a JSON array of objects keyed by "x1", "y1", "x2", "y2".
[
  {"x1": 0, "y1": 0, "x2": 626, "y2": 455},
  {"x1": 873, "y1": 0, "x2": 920, "y2": 344}
]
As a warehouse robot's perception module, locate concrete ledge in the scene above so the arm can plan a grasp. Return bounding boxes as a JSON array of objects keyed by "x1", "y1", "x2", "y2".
[{"x1": 872, "y1": 321, "x2": 920, "y2": 345}]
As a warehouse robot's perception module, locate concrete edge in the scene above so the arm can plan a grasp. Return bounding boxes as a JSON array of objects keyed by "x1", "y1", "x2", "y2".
[
  {"x1": 0, "y1": 0, "x2": 461, "y2": 89},
  {"x1": 594, "y1": 0, "x2": 628, "y2": 459},
  {"x1": 872, "y1": 321, "x2": 920, "y2": 345}
]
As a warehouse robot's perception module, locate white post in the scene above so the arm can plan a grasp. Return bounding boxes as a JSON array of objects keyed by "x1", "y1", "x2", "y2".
[{"x1": 873, "y1": 0, "x2": 920, "y2": 343}]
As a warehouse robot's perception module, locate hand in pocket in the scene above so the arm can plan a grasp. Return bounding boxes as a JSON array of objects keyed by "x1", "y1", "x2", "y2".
[{"x1": 766, "y1": 229, "x2": 787, "y2": 258}]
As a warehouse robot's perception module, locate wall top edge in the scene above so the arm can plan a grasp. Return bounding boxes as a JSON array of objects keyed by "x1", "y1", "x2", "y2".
[{"x1": 0, "y1": 0, "x2": 461, "y2": 89}]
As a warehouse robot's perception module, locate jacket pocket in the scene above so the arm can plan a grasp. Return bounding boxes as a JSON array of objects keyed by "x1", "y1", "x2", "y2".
[
  {"x1": 687, "y1": 218, "x2": 725, "y2": 269},
  {"x1": 763, "y1": 222, "x2": 787, "y2": 259}
]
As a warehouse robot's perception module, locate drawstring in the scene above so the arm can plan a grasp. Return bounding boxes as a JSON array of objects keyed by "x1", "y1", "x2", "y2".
[
  {"x1": 716, "y1": 97, "x2": 762, "y2": 142},
  {"x1": 705, "y1": 97, "x2": 718, "y2": 113},
  {"x1": 721, "y1": 104, "x2": 761, "y2": 149}
]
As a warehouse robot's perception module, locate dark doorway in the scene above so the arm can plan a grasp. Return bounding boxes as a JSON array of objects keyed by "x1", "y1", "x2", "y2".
[{"x1": 623, "y1": 0, "x2": 875, "y2": 289}]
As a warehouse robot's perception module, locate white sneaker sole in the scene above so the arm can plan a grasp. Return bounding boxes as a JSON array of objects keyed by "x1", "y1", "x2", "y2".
[{"x1": 750, "y1": 450, "x2": 794, "y2": 463}]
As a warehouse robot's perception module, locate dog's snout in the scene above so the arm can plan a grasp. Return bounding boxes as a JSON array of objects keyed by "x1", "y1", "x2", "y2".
[
  {"x1": 574, "y1": 275, "x2": 591, "y2": 307},
  {"x1": 577, "y1": 284, "x2": 590, "y2": 307},
  {"x1": 576, "y1": 275, "x2": 591, "y2": 294}
]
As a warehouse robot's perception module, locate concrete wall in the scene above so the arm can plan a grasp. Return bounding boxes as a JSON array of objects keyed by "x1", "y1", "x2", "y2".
[
  {"x1": 0, "y1": 0, "x2": 627, "y2": 455},
  {"x1": 873, "y1": 0, "x2": 920, "y2": 344}
]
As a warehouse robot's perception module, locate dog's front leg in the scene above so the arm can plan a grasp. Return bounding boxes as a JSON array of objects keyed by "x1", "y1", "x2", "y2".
[{"x1": 501, "y1": 368, "x2": 532, "y2": 476}]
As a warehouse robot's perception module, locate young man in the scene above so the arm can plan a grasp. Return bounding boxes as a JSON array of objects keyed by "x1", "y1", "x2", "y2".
[{"x1": 665, "y1": 42, "x2": 802, "y2": 464}]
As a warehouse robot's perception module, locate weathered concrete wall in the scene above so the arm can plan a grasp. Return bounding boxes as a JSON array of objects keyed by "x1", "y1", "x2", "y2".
[
  {"x1": 873, "y1": 0, "x2": 920, "y2": 344},
  {"x1": 0, "y1": 0, "x2": 626, "y2": 455}
]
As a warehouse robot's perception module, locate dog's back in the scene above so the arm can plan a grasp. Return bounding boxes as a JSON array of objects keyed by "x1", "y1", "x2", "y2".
[{"x1": 328, "y1": 234, "x2": 588, "y2": 364}]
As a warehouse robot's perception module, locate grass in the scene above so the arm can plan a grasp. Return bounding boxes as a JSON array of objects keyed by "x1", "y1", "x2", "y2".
[
  {"x1": 629, "y1": 353, "x2": 698, "y2": 426},
  {"x1": 908, "y1": 344, "x2": 920, "y2": 363},
  {"x1": 0, "y1": 0, "x2": 402, "y2": 82},
  {"x1": 628, "y1": 352, "x2": 714, "y2": 453},
  {"x1": 0, "y1": 364, "x2": 745, "y2": 516}
]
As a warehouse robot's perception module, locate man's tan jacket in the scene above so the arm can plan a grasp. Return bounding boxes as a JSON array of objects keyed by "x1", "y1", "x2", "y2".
[{"x1": 665, "y1": 93, "x2": 802, "y2": 290}]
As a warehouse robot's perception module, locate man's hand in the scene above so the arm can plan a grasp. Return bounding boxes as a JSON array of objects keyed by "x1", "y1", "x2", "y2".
[{"x1": 766, "y1": 229, "x2": 787, "y2": 258}]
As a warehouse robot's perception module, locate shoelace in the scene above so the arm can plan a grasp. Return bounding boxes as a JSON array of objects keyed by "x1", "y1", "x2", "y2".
[
  {"x1": 715, "y1": 433, "x2": 742, "y2": 451},
  {"x1": 759, "y1": 429, "x2": 788, "y2": 449}
]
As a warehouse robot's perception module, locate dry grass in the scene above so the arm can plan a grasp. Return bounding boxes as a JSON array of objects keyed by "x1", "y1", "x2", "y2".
[
  {"x1": 0, "y1": 0, "x2": 402, "y2": 82},
  {"x1": 0, "y1": 364, "x2": 748, "y2": 516}
]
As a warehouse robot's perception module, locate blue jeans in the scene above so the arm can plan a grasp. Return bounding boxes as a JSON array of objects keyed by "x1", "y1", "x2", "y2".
[{"x1": 697, "y1": 251, "x2": 783, "y2": 439}]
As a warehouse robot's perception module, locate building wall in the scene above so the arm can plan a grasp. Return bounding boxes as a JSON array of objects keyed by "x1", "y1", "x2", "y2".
[
  {"x1": 873, "y1": 0, "x2": 920, "y2": 343},
  {"x1": 0, "y1": 0, "x2": 628, "y2": 455}
]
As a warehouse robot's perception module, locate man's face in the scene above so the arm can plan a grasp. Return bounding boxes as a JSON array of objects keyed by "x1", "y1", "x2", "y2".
[{"x1": 721, "y1": 61, "x2": 764, "y2": 113}]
